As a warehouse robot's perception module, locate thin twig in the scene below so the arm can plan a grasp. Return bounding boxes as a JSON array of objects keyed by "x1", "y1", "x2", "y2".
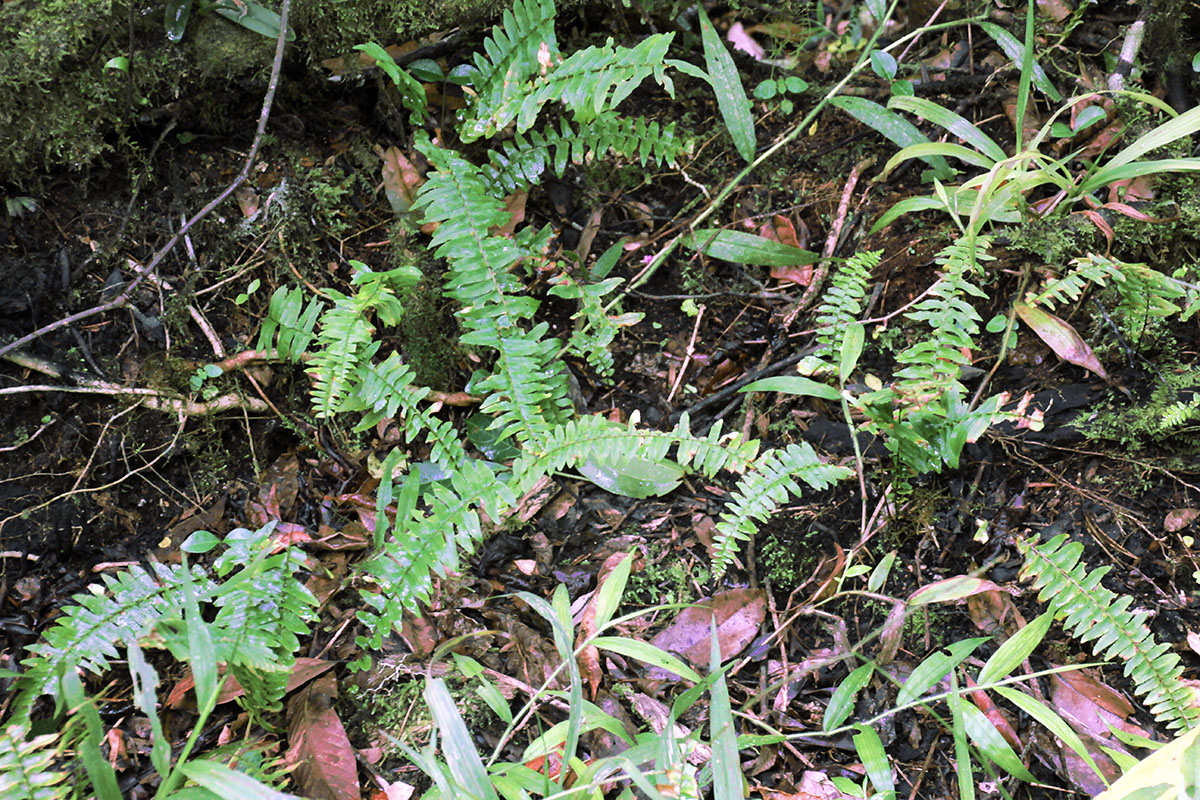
[{"x1": 0, "y1": 0, "x2": 292, "y2": 361}]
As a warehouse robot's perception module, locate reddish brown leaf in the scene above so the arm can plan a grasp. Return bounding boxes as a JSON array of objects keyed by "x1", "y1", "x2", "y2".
[
  {"x1": 286, "y1": 673, "x2": 360, "y2": 800},
  {"x1": 578, "y1": 552, "x2": 639, "y2": 698},
  {"x1": 168, "y1": 658, "x2": 335, "y2": 709},
  {"x1": 1013, "y1": 301, "x2": 1108, "y2": 379},
  {"x1": 761, "y1": 214, "x2": 813, "y2": 287},
  {"x1": 377, "y1": 145, "x2": 424, "y2": 216},
  {"x1": 1166, "y1": 508, "x2": 1200, "y2": 532},
  {"x1": 649, "y1": 587, "x2": 767, "y2": 671}
]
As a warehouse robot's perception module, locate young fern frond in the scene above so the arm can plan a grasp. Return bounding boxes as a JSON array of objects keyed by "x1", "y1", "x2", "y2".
[
  {"x1": 894, "y1": 236, "x2": 991, "y2": 393},
  {"x1": 458, "y1": 0, "x2": 559, "y2": 143},
  {"x1": 0, "y1": 725, "x2": 67, "y2": 800},
  {"x1": 814, "y1": 249, "x2": 878, "y2": 357},
  {"x1": 1018, "y1": 533, "x2": 1200, "y2": 732},
  {"x1": 342, "y1": 351, "x2": 471, "y2": 470},
  {"x1": 512, "y1": 412, "x2": 760, "y2": 493},
  {"x1": 481, "y1": 115, "x2": 687, "y2": 193},
  {"x1": 547, "y1": 269, "x2": 641, "y2": 377},
  {"x1": 356, "y1": 461, "x2": 517, "y2": 650},
  {"x1": 514, "y1": 34, "x2": 675, "y2": 131},
  {"x1": 257, "y1": 285, "x2": 322, "y2": 361},
  {"x1": 711, "y1": 444, "x2": 852, "y2": 578},
  {"x1": 414, "y1": 137, "x2": 572, "y2": 445},
  {"x1": 211, "y1": 538, "x2": 317, "y2": 716},
  {"x1": 308, "y1": 291, "x2": 378, "y2": 419}
]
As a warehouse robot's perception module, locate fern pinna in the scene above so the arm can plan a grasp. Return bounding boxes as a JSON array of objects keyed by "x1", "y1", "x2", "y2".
[{"x1": 1018, "y1": 533, "x2": 1200, "y2": 732}]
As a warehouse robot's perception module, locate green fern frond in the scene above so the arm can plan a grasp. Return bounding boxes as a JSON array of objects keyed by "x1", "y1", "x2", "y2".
[
  {"x1": 415, "y1": 137, "x2": 572, "y2": 445},
  {"x1": 481, "y1": 115, "x2": 687, "y2": 193},
  {"x1": 1028, "y1": 254, "x2": 1122, "y2": 311},
  {"x1": 9, "y1": 562, "x2": 217, "y2": 725},
  {"x1": 711, "y1": 444, "x2": 852, "y2": 577},
  {"x1": 547, "y1": 269, "x2": 642, "y2": 377},
  {"x1": 459, "y1": 0, "x2": 559, "y2": 142},
  {"x1": 309, "y1": 291, "x2": 377, "y2": 419},
  {"x1": 513, "y1": 412, "x2": 759, "y2": 492},
  {"x1": 257, "y1": 285, "x2": 322, "y2": 361},
  {"x1": 894, "y1": 236, "x2": 991, "y2": 392},
  {"x1": 357, "y1": 461, "x2": 517, "y2": 648},
  {"x1": 1018, "y1": 533, "x2": 1200, "y2": 731},
  {"x1": 515, "y1": 34, "x2": 675, "y2": 132},
  {"x1": 0, "y1": 725, "x2": 67, "y2": 800},
  {"x1": 344, "y1": 351, "x2": 471, "y2": 470},
  {"x1": 815, "y1": 249, "x2": 879, "y2": 357},
  {"x1": 211, "y1": 540, "x2": 317, "y2": 716}
]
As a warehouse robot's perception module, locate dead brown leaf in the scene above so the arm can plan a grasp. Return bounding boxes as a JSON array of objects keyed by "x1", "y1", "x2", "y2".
[
  {"x1": 649, "y1": 587, "x2": 767, "y2": 672},
  {"x1": 1165, "y1": 508, "x2": 1200, "y2": 532},
  {"x1": 286, "y1": 672, "x2": 360, "y2": 800}
]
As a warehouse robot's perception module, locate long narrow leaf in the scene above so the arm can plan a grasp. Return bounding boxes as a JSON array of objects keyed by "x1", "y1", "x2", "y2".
[
  {"x1": 831, "y1": 97, "x2": 953, "y2": 179},
  {"x1": 709, "y1": 619, "x2": 742, "y2": 800},
  {"x1": 977, "y1": 21, "x2": 1061, "y2": 102},
  {"x1": 683, "y1": 229, "x2": 819, "y2": 266},
  {"x1": 888, "y1": 96, "x2": 1007, "y2": 162},
  {"x1": 425, "y1": 678, "x2": 499, "y2": 800},
  {"x1": 976, "y1": 611, "x2": 1052, "y2": 686},
  {"x1": 697, "y1": 5, "x2": 756, "y2": 162}
]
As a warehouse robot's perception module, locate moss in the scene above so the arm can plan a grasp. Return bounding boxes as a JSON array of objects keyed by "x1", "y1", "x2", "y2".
[
  {"x1": 1078, "y1": 364, "x2": 1200, "y2": 452},
  {"x1": 624, "y1": 541, "x2": 706, "y2": 606}
]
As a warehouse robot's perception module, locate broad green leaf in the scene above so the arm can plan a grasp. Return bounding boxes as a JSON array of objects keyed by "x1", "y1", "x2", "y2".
[
  {"x1": 182, "y1": 760, "x2": 302, "y2": 799},
  {"x1": 853, "y1": 724, "x2": 895, "y2": 799},
  {"x1": 908, "y1": 576, "x2": 999, "y2": 607},
  {"x1": 830, "y1": 96, "x2": 953, "y2": 179},
  {"x1": 824, "y1": 662, "x2": 874, "y2": 732},
  {"x1": 741, "y1": 375, "x2": 841, "y2": 401},
  {"x1": 697, "y1": 5, "x2": 756, "y2": 162},
  {"x1": 897, "y1": 637, "x2": 989, "y2": 707},
  {"x1": 212, "y1": 0, "x2": 295, "y2": 41},
  {"x1": 996, "y1": 686, "x2": 1107, "y2": 786},
  {"x1": 579, "y1": 453, "x2": 685, "y2": 498},
  {"x1": 1094, "y1": 724, "x2": 1200, "y2": 800},
  {"x1": 683, "y1": 229, "x2": 820, "y2": 266},
  {"x1": 591, "y1": 636, "x2": 703, "y2": 682},
  {"x1": 978, "y1": 21, "x2": 1061, "y2": 102},
  {"x1": 887, "y1": 96, "x2": 1007, "y2": 162},
  {"x1": 164, "y1": 0, "x2": 193, "y2": 42},
  {"x1": 868, "y1": 551, "x2": 897, "y2": 593},
  {"x1": 960, "y1": 702, "x2": 1036, "y2": 781},
  {"x1": 424, "y1": 678, "x2": 499, "y2": 800},
  {"x1": 593, "y1": 553, "x2": 634, "y2": 632},
  {"x1": 976, "y1": 611, "x2": 1052, "y2": 686}
]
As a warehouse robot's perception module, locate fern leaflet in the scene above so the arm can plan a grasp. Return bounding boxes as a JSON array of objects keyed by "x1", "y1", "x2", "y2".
[
  {"x1": 1018, "y1": 533, "x2": 1200, "y2": 731},
  {"x1": 815, "y1": 249, "x2": 878, "y2": 357},
  {"x1": 712, "y1": 444, "x2": 852, "y2": 577},
  {"x1": 0, "y1": 725, "x2": 67, "y2": 800}
]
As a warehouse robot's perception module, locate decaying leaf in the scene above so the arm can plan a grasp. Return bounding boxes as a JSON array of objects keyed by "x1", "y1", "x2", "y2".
[
  {"x1": 1013, "y1": 301, "x2": 1108, "y2": 379},
  {"x1": 1165, "y1": 508, "x2": 1200, "y2": 532},
  {"x1": 649, "y1": 587, "x2": 767, "y2": 671},
  {"x1": 286, "y1": 672, "x2": 360, "y2": 800}
]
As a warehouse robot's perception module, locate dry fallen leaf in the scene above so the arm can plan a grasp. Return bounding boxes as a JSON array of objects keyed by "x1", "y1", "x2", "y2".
[
  {"x1": 649, "y1": 587, "x2": 767, "y2": 671},
  {"x1": 1165, "y1": 508, "x2": 1200, "y2": 532},
  {"x1": 1014, "y1": 301, "x2": 1108, "y2": 379},
  {"x1": 286, "y1": 672, "x2": 360, "y2": 800}
]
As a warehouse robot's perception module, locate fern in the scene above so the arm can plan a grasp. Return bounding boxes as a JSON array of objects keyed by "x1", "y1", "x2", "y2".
[
  {"x1": 414, "y1": 136, "x2": 572, "y2": 446},
  {"x1": 546, "y1": 261, "x2": 642, "y2": 377},
  {"x1": 481, "y1": 115, "x2": 687, "y2": 194},
  {"x1": 711, "y1": 444, "x2": 852, "y2": 577},
  {"x1": 8, "y1": 561, "x2": 218, "y2": 724},
  {"x1": 458, "y1": 0, "x2": 559, "y2": 143},
  {"x1": 208, "y1": 529, "x2": 318, "y2": 716},
  {"x1": 1018, "y1": 533, "x2": 1200, "y2": 732},
  {"x1": 1028, "y1": 254, "x2": 1122, "y2": 311},
  {"x1": 814, "y1": 249, "x2": 878, "y2": 357},
  {"x1": 0, "y1": 725, "x2": 67, "y2": 800},
  {"x1": 514, "y1": 34, "x2": 675, "y2": 131},
  {"x1": 257, "y1": 285, "x2": 322, "y2": 361}
]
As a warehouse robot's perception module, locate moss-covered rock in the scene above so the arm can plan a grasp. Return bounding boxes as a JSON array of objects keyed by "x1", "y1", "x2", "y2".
[{"x1": 0, "y1": 0, "x2": 586, "y2": 184}]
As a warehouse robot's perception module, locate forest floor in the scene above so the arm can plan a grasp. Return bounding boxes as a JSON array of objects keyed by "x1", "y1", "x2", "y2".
[{"x1": 3, "y1": 1, "x2": 1200, "y2": 798}]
